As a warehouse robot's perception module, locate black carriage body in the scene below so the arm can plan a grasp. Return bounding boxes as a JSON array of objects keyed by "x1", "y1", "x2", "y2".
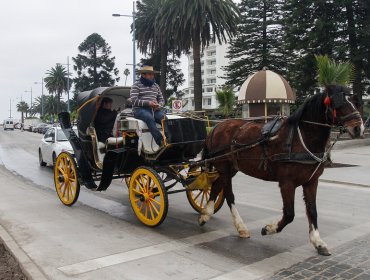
[{"x1": 59, "y1": 86, "x2": 207, "y2": 190}]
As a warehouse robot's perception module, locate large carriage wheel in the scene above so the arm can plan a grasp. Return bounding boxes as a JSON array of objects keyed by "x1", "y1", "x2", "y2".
[
  {"x1": 187, "y1": 188, "x2": 225, "y2": 214},
  {"x1": 54, "y1": 152, "x2": 80, "y2": 206},
  {"x1": 129, "y1": 167, "x2": 168, "y2": 227}
]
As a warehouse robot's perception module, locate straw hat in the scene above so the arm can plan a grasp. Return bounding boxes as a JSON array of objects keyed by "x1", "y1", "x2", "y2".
[{"x1": 137, "y1": 65, "x2": 160, "y2": 74}]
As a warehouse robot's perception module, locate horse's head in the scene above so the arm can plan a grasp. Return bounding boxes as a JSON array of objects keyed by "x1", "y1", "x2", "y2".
[{"x1": 325, "y1": 85, "x2": 364, "y2": 138}]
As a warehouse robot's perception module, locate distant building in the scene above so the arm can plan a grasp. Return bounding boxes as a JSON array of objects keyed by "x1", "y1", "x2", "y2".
[{"x1": 181, "y1": 43, "x2": 230, "y2": 111}]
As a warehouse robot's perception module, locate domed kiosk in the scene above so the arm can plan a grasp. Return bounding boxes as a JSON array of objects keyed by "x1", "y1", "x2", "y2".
[{"x1": 238, "y1": 68, "x2": 296, "y2": 118}]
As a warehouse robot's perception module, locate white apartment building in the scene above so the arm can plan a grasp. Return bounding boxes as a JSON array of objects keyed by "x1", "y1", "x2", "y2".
[{"x1": 181, "y1": 42, "x2": 230, "y2": 111}]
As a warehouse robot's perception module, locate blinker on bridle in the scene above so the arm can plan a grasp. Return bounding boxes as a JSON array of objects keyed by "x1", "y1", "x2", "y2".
[{"x1": 323, "y1": 91, "x2": 346, "y2": 122}]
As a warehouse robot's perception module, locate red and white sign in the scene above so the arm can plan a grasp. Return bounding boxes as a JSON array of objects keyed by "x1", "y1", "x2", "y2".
[{"x1": 172, "y1": 100, "x2": 182, "y2": 112}]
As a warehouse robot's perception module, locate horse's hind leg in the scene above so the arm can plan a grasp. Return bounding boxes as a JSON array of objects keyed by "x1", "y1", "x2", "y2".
[
  {"x1": 303, "y1": 179, "x2": 331, "y2": 256},
  {"x1": 262, "y1": 182, "x2": 295, "y2": 235},
  {"x1": 198, "y1": 177, "x2": 222, "y2": 226}
]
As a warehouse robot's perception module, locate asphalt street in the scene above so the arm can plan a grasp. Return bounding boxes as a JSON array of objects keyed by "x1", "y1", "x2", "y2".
[{"x1": 0, "y1": 128, "x2": 369, "y2": 279}]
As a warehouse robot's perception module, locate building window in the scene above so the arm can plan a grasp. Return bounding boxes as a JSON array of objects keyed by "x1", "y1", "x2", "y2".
[
  {"x1": 210, "y1": 79, "x2": 216, "y2": 84},
  {"x1": 210, "y1": 70, "x2": 216, "y2": 74},
  {"x1": 203, "y1": 98, "x2": 212, "y2": 106},
  {"x1": 207, "y1": 87, "x2": 213, "y2": 92}
]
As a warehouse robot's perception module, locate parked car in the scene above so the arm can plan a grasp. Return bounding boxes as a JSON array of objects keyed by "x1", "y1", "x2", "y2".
[
  {"x1": 34, "y1": 123, "x2": 48, "y2": 133},
  {"x1": 3, "y1": 119, "x2": 15, "y2": 130},
  {"x1": 40, "y1": 124, "x2": 52, "y2": 134},
  {"x1": 24, "y1": 118, "x2": 42, "y2": 132},
  {"x1": 38, "y1": 127, "x2": 78, "y2": 166}
]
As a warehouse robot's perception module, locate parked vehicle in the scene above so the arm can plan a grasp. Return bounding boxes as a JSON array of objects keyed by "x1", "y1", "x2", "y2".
[
  {"x1": 38, "y1": 127, "x2": 78, "y2": 166},
  {"x1": 23, "y1": 118, "x2": 42, "y2": 132},
  {"x1": 40, "y1": 124, "x2": 52, "y2": 134},
  {"x1": 3, "y1": 119, "x2": 15, "y2": 130},
  {"x1": 34, "y1": 123, "x2": 48, "y2": 133}
]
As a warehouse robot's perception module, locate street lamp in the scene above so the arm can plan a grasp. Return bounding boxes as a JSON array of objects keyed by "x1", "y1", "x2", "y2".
[
  {"x1": 24, "y1": 87, "x2": 33, "y2": 113},
  {"x1": 34, "y1": 79, "x2": 44, "y2": 117},
  {"x1": 112, "y1": 0, "x2": 137, "y2": 84},
  {"x1": 58, "y1": 56, "x2": 71, "y2": 112}
]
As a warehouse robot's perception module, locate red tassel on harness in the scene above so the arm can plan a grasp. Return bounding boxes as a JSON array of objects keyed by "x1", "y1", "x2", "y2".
[
  {"x1": 324, "y1": 96, "x2": 331, "y2": 106},
  {"x1": 333, "y1": 109, "x2": 337, "y2": 119}
]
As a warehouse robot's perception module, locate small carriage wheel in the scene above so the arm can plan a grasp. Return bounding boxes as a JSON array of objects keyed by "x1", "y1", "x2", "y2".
[
  {"x1": 124, "y1": 177, "x2": 130, "y2": 188},
  {"x1": 129, "y1": 167, "x2": 168, "y2": 227},
  {"x1": 54, "y1": 152, "x2": 80, "y2": 206},
  {"x1": 186, "y1": 188, "x2": 225, "y2": 214}
]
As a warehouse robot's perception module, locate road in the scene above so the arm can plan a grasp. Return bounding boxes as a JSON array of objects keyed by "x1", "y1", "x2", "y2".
[{"x1": 0, "y1": 129, "x2": 369, "y2": 279}]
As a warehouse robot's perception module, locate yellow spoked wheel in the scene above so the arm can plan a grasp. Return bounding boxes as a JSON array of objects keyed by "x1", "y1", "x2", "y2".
[
  {"x1": 129, "y1": 167, "x2": 168, "y2": 227},
  {"x1": 54, "y1": 152, "x2": 80, "y2": 206},
  {"x1": 187, "y1": 188, "x2": 225, "y2": 214}
]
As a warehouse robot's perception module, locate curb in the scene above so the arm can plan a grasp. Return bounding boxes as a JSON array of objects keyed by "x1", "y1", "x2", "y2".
[
  {"x1": 319, "y1": 178, "x2": 370, "y2": 188},
  {"x1": 0, "y1": 224, "x2": 48, "y2": 280}
]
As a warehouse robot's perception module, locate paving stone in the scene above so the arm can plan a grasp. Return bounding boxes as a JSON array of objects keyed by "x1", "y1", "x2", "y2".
[
  {"x1": 353, "y1": 274, "x2": 370, "y2": 280},
  {"x1": 300, "y1": 269, "x2": 316, "y2": 278},
  {"x1": 347, "y1": 268, "x2": 365, "y2": 275}
]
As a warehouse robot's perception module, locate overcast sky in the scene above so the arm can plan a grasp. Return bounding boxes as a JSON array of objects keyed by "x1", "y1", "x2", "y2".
[{"x1": 0, "y1": 0, "x2": 188, "y2": 121}]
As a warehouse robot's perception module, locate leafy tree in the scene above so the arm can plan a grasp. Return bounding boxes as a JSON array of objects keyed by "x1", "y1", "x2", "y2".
[
  {"x1": 135, "y1": 0, "x2": 176, "y2": 94},
  {"x1": 225, "y1": 0, "x2": 286, "y2": 87},
  {"x1": 73, "y1": 33, "x2": 120, "y2": 92},
  {"x1": 44, "y1": 64, "x2": 71, "y2": 114},
  {"x1": 32, "y1": 95, "x2": 67, "y2": 118},
  {"x1": 123, "y1": 68, "x2": 130, "y2": 86},
  {"x1": 159, "y1": 0, "x2": 240, "y2": 111},
  {"x1": 315, "y1": 55, "x2": 353, "y2": 86},
  {"x1": 216, "y1": 87, "x2": 236, "y2": 117},
  {"x1": 16, "y1": 101, "x2": 29, "y2": 123}
]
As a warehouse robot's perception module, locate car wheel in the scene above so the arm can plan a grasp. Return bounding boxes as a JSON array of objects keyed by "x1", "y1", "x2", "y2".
[
  {"x1": 52, "y1": 153, "x2": 57, "y2": 166},
  {"x1": 39, "y1": 150, "x2": 47, "y2": 167}
]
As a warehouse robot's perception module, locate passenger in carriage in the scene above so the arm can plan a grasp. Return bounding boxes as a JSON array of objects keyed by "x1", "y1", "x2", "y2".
[
  {"x1": 94, "y1": 97, "x2": 118, "y2": 143},
  {"x1": 130, "y1": 65, "x2": 166, "y2": 146}
]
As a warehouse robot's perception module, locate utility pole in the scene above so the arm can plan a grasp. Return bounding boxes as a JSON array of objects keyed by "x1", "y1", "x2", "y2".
[{"x1": 67, "y1": 56, "x2": 70, "y2": 112}]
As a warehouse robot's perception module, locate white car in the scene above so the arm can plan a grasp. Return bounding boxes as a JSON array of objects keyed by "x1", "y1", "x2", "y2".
[{"x1": 38, "y1": 127, "x2": 77, "y2": 166}]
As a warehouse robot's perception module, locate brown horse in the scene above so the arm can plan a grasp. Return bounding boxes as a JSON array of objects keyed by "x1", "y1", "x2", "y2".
[{"x1": 200, "y1": 85, "x2": 364, "y2": 256}]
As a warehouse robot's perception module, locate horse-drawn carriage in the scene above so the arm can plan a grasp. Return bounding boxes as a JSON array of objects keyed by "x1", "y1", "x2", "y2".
[
  {"x1": 55, "y1": 84, "x2": 364, "y2": 256},
  {"x1": 54, "y1": 86, "x2": 224, "y2": 227}
]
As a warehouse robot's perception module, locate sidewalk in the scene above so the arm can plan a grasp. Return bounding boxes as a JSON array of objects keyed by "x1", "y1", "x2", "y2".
[{"x1": 320, "y1": 138, "x2": 370, "y2": 187}]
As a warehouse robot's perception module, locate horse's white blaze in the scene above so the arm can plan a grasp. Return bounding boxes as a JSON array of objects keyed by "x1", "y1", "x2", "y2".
[
  {"x1": 199, "y1": 200, "x2": 215, "y2": 224},
  {"x1": 264, "y1": 222, "x2": 278, "y2": 235},
  {"x1": 345, "y1": 99, "x2": 365, "y2": 137},
  {"x1": 231, "y1": 204, "x2": 250, "y2": 238},
  {"x1": 309, "y1": 228, "x2": 327, "y2": 248}
]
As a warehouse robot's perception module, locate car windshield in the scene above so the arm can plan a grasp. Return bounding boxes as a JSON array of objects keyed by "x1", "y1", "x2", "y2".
[{"x1": 57, "y1": 129, "x2": 78, "y2": 141}]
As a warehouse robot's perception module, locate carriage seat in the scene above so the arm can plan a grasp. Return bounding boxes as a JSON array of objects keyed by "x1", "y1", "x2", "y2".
[
  {"x1": 122, "y1": 117, "x2": 162, "y2": 155},
  {"x1": 87, "y1": 127, "x2": 124, "y2": 169}
]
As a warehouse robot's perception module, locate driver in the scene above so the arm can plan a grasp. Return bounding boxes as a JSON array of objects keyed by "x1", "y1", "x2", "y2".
[
  {"x1": 130, "y1": 65, "x2": 166, "y2": 146},
  {"x1": 94, "y1": 97, "x2": 117, "y2": 143}
]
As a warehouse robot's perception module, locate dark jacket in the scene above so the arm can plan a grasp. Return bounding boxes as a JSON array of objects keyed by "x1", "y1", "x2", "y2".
[{"x1": 94, "y1": 108, "x2": 117, "y2": 143}]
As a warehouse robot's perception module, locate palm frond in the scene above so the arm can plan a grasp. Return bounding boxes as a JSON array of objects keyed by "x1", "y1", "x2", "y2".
[{"x1": 315, "y1": 55, "x2": 353, "y2": 86}]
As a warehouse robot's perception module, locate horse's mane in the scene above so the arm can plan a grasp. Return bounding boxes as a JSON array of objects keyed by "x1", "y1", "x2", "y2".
[{"x1": 287, "y1": 92, "x2": 325, "y2": 126}]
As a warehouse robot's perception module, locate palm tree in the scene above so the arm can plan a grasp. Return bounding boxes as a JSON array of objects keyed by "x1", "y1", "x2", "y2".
[
  {"x1": 159, "y1": 0, "x2": 239, "y2": 111},
  {"x1": 44, "y1": 64, "x2": 71, "y2": 114},
  {"x1": 315, "y1": 55, "x2": 353, "y2": 86},
  {"x1": 123, "y1": 68, "x2": 130, "y2": 86},
  {"x1": 16, "y1": 101, "x2": 29, "y2": 124},
  {"x1": 135, "y1": 0, "x2": 179, "y2": 94},
  {"x1": 216, "y1": 87, "x2": 236, "y2": 117}
]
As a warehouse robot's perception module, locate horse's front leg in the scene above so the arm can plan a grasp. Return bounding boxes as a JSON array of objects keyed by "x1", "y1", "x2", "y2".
[
  {"x1": 303, "y1": 179, "x2": 331, "y2": 256},
  {"x1": 262, "y1": 182, "x2": 295, "y2": 235}
]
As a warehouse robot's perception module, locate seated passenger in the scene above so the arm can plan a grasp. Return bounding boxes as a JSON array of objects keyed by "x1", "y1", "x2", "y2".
[
  {"x1": 94, "y1": 97, "x2": 117, "y2": 143},
  {"x1": 130, "y1": 65, "x2": 166, "y2": 146}
]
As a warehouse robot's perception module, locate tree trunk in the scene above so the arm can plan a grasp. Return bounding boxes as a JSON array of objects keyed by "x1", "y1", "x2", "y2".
[
  {"x1": 193, "y1": 33, "x2": 202, "y2": 111},
  {"x1": 346, "y1": 3, "x2": 364, "y2": 116},
  {"x1": 124, "y1": 75, "x2": 128, "y2": 86},
  {"x1": 262, "y1": 0, "x2": 268, "y2": 67},
  {"x1": 93, "y1": 43, "x2": 98, "y2": 86},
  {"x1": 21, "y1": 112, "x2": 24, "y2": 124},
  {"x1": 57, "y1": 92, "x2": 61, "y2": 114},
  {"x1": 160, "y1": 40, "x2": 168, "y2": 100}
]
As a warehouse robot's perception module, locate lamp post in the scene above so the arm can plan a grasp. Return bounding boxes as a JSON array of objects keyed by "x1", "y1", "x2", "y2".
[
  {"x1": 58, "y1": 56, "x2": 71, "y2": 112},
  {"x1": 34, "y1": 79, "x2": 44, "y2": 117},
  {"x1": 113, "y1": 0, "x2": 136, "y2": 84},
  {"x1": 24, "y1": 87, "x2": 32, "y2": 113}
]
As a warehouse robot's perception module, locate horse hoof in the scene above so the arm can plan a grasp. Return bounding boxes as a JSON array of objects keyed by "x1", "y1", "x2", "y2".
[
  {"x1": 239, "y1": 230, "x2": 250, "y2": 238},
  {"x1": 317, "y1": 246, "x2": 331, "y2": 256},
  {"x1": 261, "y1": 227, "x2": 267, "y2": 236}
]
